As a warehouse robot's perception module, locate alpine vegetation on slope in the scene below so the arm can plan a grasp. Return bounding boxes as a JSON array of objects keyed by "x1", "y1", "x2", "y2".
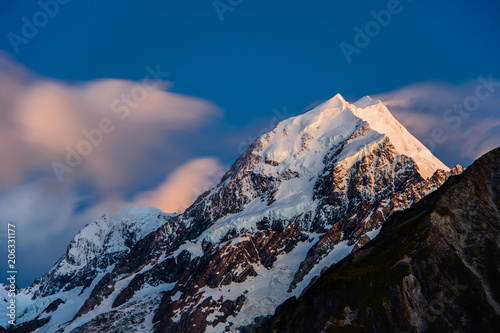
[
  {"x1": 255, "y1": 147, "x2": 500, "y2": 333},
  {"x1": 3, "y1": 94, "x2": 460, "y2": 333}
]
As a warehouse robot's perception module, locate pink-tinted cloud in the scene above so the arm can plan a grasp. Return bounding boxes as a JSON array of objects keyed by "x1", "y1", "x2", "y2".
[
  {"x1": 133, "y1": 157, "x2": 226, "y2": 213},
  {"x1": 0, "y1": 54, "x2": 221, "y2": 192},
  {"x1": 0, "y1": 54, "x2": 226, "y2": 283}
]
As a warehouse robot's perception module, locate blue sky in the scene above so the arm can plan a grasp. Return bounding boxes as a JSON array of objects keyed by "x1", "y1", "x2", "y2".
[
  {"x1": 0, "y1": 0, "x2": 499, "y2": 286},
  {"x1": 3, "y1": 0, "x2": 499, "y2": 124}
]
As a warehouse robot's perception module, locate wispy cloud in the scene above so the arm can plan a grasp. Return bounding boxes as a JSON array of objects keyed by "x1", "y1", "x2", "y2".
[
  {"x1": 460, "y1": 119, "x2": 500, "y2": 159},
  {"x1": 133, "y1": 157, "x2": 225, "y2": 213},
  {"x1": 0, "y1": 180, "x2": 85, "y2": 282},
  {"x1": 374, "y1": 78, "x2": 500, "y2": 167},
  {"x1": 0, "y1": 54, "x2": 221, "y2": 191}
]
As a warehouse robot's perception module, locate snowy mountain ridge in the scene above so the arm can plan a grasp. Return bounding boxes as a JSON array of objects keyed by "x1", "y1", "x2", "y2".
[
  {"x1": 350, "y1": 95, "x2": 448, "y2": 178},
  {"x1": 2, "y1": 94, "x2": 461, "y2": 333},
  {"x1": 64, "y1": 207, "x2": 173, "y2": 268},
  {"x1": 1, "y1": 207, "x2": 174, "y2": 331},
  {"x1": 189, "y1": 94, "x2": 448, "y2": 245},
  {"x1": 251, "y1": 93, "x2": 446, "y2": 179}
]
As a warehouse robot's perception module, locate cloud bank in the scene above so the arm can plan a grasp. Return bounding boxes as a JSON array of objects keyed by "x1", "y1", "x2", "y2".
[
  {"x1": 0, "y1": 54, "x2": 221, "y2": 189},
  {"x1": 0, "y1": 54, "x2": 225, "y2": 285},
  {"x1": 134, "y1": 157, "x2": 225, "y2": 213}
]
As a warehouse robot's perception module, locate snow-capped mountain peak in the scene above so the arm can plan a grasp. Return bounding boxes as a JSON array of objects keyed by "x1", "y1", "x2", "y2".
[
  {"x1": 256, "y1": 93, "x2": 447, "y2": 179},
  {"x1": 5, "y1": 93, "x2": 458, "y2": 333},
  {"x1": 350, "y1": 95, "x2": 449, "y2": 178},
  {"x1": 66, "y1": 206, "x2": 172, "y2": 267}
]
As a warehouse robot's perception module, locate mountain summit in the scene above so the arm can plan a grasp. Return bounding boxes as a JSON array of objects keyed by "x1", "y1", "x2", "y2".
[
  {"x1": 298, "y1": 94, "x2": 447, "y2": 178},
  {"x1": 3, "y1": 94, "x2": 458, "y2": 333}
]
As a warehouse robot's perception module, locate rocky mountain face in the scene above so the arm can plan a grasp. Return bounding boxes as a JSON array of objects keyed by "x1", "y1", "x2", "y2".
[
  {"x1": 2, "y1": 94, "x2": 459, "y2": 333},
  {"x1": 255, "y1": 147, "x2": 500, "y2": 333}
]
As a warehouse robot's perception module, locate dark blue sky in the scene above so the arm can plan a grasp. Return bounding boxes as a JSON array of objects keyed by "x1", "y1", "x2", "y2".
[
  {"x1": 1, "y1": 0, "x2": 499, "y2": 286},
  {"x1": 2, "y1": 0, "x2": 499, "y2": 127}
]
